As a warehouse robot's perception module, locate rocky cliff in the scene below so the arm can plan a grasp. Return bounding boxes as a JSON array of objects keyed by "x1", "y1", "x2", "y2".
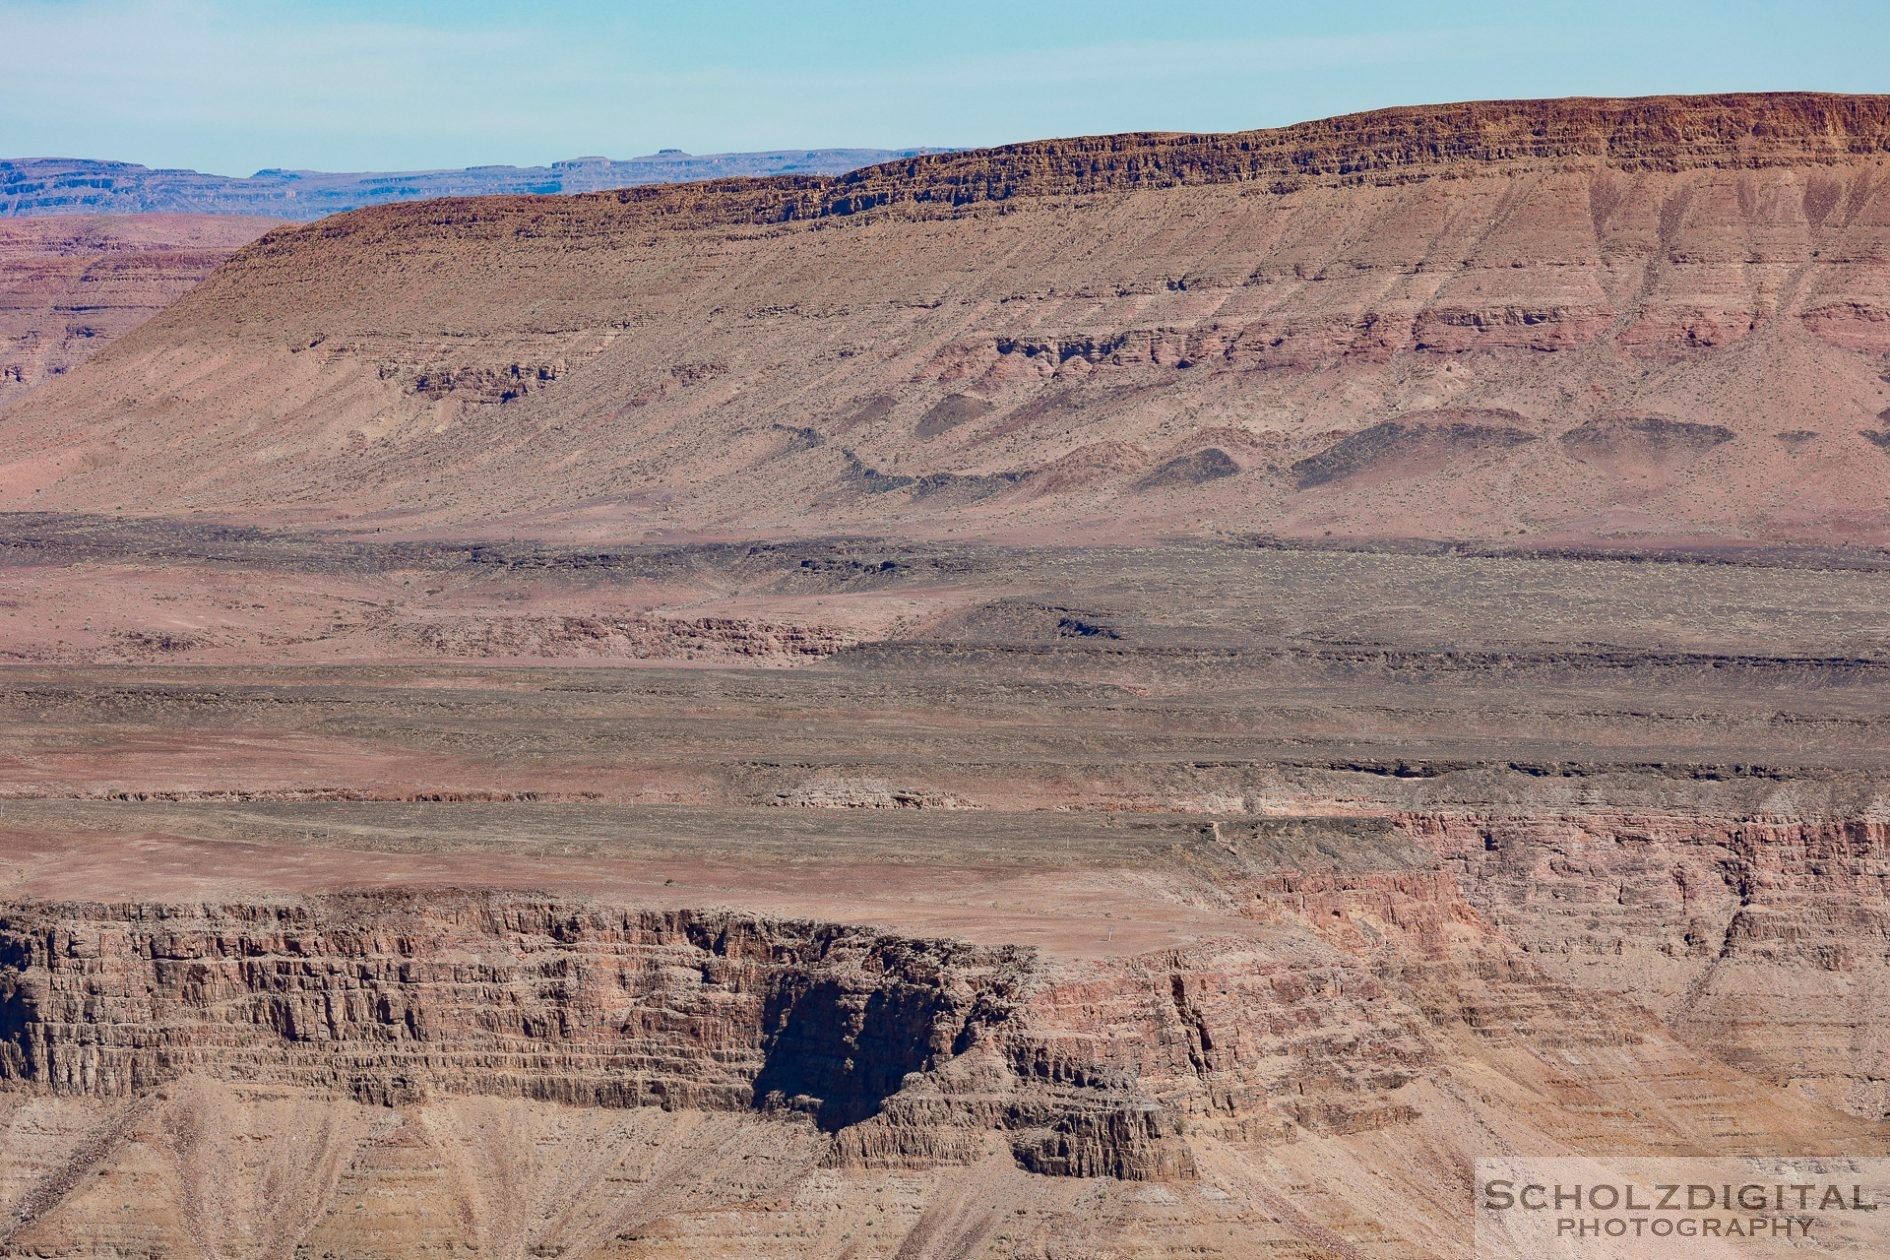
[
  {"x1": 5, "y1": 94, "x2": 1890, "y2": 546},
  {"x1": 0, "y1": 889, "x2": 1420, "y2": 1184},
  {"x1": 714, "y1": 92, "x2": 1890, "y2": 221},
  {"x1": 4, "y1": 802, "x2": 1885, "y2": 1255},
  {"x1": 6, "y1": 809, "x2": 1887, "y2": 1173},
  {"x1": 1416, "y1": 813, "x2": 1890, "y2": 1118}
]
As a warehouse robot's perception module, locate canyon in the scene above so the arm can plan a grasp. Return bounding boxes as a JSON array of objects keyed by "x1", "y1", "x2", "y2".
[
  {"x1": 1, "y1": 533, "x2": 1888, "y2": 1255},
  {"x1": 0, "y1": 215, "x2": 278, "y2": 409},
  {"x1": 2, "y1": 94, "x2": 1890, "y2": 1256}
]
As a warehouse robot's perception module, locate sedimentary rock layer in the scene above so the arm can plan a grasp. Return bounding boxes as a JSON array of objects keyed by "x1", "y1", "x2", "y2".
[
  {"x1": 2, "y1": 799, "x2": 1886, "y2": 1256},
  {"x1": 0, "y1": 215, "x2": 275, "y2": 408},
  {"x1": 7, "y1": 94, "x2": 1890, "y2": 545}
]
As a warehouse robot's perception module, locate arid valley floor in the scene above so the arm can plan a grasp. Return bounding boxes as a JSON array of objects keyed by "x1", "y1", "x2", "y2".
[{"x1": 3, "y1": 94, "x2": 1890, "y2": 1257}]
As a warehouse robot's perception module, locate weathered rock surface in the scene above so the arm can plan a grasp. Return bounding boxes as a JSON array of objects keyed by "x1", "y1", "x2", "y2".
[
  {"x1": 1415, "y1": 813, "x2": 1890, "y2": 1118},
  {"x1": 0, "y1": 901, "x2": 1029, "y2": 1131},
  {"x1": 7, "y1": 94, "x2": 1890, "y2": 545},
  {"x1": 2, "y1": 804, "x2": 1884, "y2": 1256}
]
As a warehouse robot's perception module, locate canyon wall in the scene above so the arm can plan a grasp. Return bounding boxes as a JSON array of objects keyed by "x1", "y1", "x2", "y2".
[
  {"x1": 4, "y1": 805, "x2": 1886, "y2": 1255},
  {"x1": 0, "y1": 215, "x2": 276, "y2": 409},
  {"x1": 1416, "y1": 813, "x2": 1890, "y2": 1118},
  {"x1": 6, "y1": 810, "x2": 1887, "y2": 1169}
]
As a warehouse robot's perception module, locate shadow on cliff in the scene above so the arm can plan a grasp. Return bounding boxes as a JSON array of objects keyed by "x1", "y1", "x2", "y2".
[
  {"x1": 0, "y1": 930, "x2": 35, "y2": 1080},
  {"x1": 751, "y1": 978, "x2": 957, "y2": 1132}
]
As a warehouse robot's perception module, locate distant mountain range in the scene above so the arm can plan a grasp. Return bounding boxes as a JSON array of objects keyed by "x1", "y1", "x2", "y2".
[{"x1": 0, "y1": 149, "x2": 949, "y2": 220}]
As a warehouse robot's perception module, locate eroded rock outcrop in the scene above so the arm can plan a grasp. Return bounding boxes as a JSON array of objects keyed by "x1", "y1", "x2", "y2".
[
  {"x1": 0, "y1": 902, "x2": 1015, "y2": 1120},
  {"x1": 0, "y1": 870, "x2": 1604, "y2": 1187},
  {"x1": 3, "y1": 803, "x2": 1887, "y2": 1254},
  {"x1": 6, "y1": 822, "x2": 1836, "y2": 1193},
  {"x1": 1408, "y1": 812, "x2": 1890, "y2": 1118},
  {"x1": 0, "y1": 898, "x2": 1205, "y2": 1180}
]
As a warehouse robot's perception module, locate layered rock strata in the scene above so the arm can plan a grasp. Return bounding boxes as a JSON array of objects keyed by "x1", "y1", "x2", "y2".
[
  {"x1": 0, "y1": 214, "x2": 275, "y2": 408},
  {"x1": 9, "y1": 95, "x2": 1890, "y2": 544}
]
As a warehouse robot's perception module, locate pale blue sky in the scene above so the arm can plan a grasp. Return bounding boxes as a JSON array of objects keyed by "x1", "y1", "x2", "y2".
[{"x1": 2, "y1": 0, "x2": 1884, "y2": 174}]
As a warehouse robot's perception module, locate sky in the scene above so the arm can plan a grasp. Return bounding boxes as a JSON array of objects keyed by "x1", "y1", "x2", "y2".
[{"x1": 2, "y1": 0, "x2": 1886, "y2": 175}]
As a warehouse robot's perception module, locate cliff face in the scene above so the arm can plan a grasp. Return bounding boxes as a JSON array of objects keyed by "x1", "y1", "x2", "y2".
[
  {"x1": 1417, "y1": 813, "x2": 1890, "y2": 1118},
  {"x1": 0, "y1": 893, "x2": 1416, "y2": 1184},
  {"x1": 0, "y1": 902, "x2": 1027, "y2": 1134},
  {"x1": 6, "y1": 94, "x2": 1890, "y2": 546},
  {"x1": 795, "y1": 92, "x2": 1890, "y2": 219},
  {"x1": 4, "y1": 812, "x2": 1884, "y2": 1256},
  {"x1": 6, "y1": 811, "x2": 1887, "y2": 1192}
]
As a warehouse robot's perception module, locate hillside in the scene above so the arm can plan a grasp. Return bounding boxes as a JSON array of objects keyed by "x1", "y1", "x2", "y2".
[
  {"x1": 0, "y1": 149, "x2": 947, "y2": 220},
  {"x1": 5, "y1": 92, "x2": 1890, "y2": 547}
]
